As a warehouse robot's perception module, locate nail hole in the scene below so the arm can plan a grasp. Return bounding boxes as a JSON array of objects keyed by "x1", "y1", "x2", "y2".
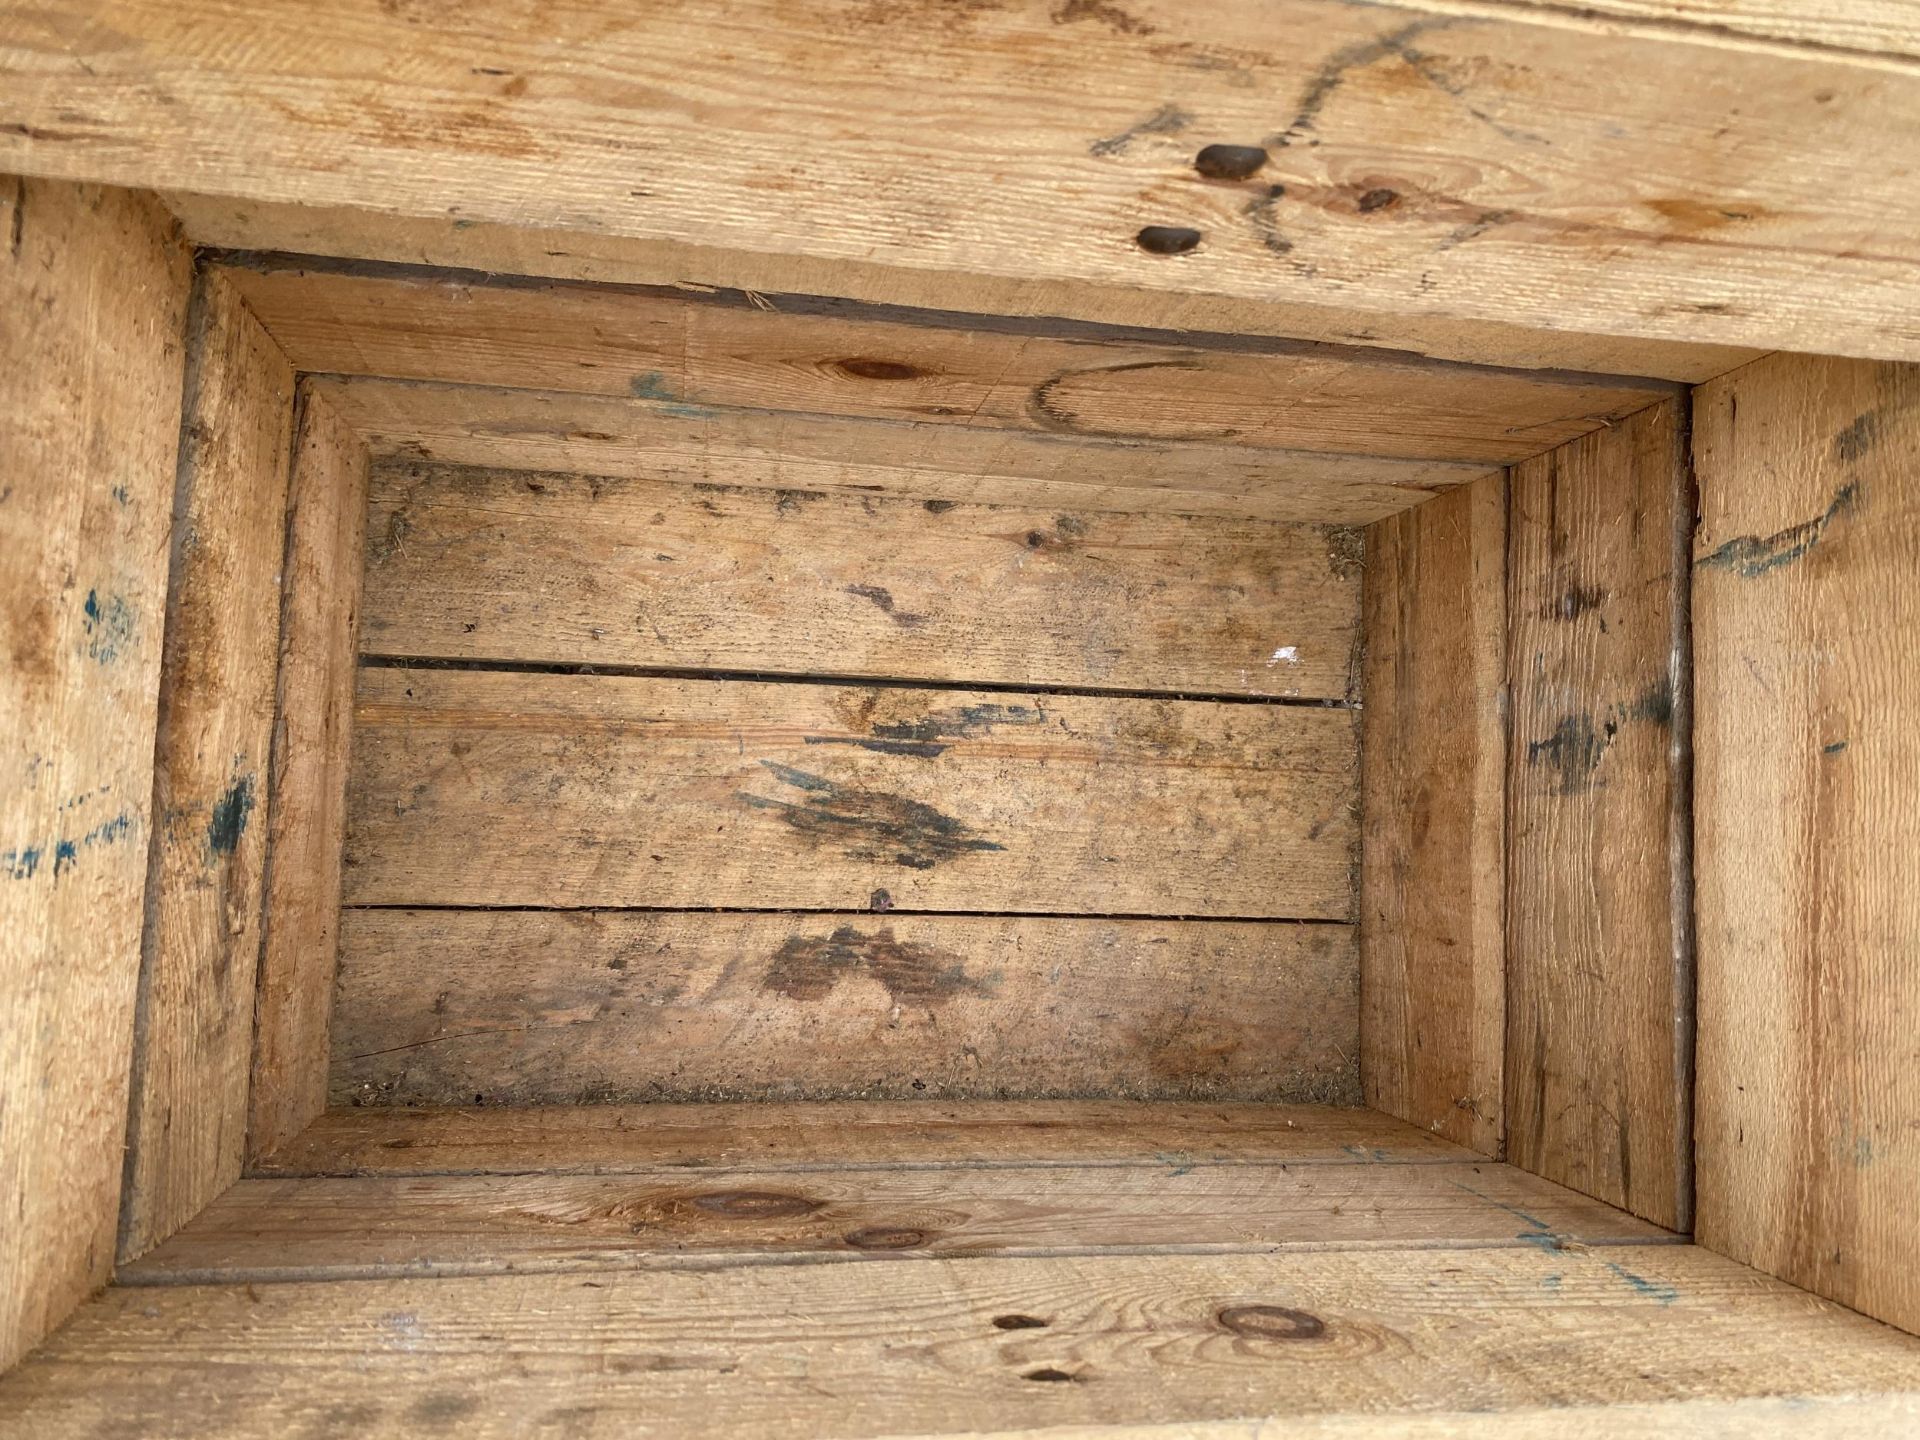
[
  {"x1": 1194, "y1": 143, "x2": 1269, "y2": 181},
  {"x1": 993, "y1": 1315, "x2": 1050, "y2": 1330},
  {"x1": 1023, "y1": 1368, "x2": 1079, "y2": 1383},
  {"x1": 1217, "y1": 1304, "x2": 1328, "y2": 1340},
  {"x1": 1135, "y1": 225, "x2": 1202, "y2": 255}
]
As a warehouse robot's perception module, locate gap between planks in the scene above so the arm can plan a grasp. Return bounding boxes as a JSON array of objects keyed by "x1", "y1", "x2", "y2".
[{"x1": 356, "y1": 655, "x2": 1358, "y2": 710}]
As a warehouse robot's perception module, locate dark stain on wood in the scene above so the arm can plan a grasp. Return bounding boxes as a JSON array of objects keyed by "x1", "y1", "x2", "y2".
[
  {"x1": 1243, "y1": 184, "x2": 1293, "y2": 255},
  {"x1": 1273, "y1": 19, "x2": 1442, "y2": 143},
  {"x1": 993, "y1": 1314, "x2": 1051, "y2": 1330},
  {"x1": 1023, "y1": 1367, "x2": 1082, "y2": 1382},
  {"x1": 206, "y1": 774, "x2": 256, "y2": 857},
  {"x1": 923, "y1": 498, "x2": 958, "y2": 514},
  {"x1": 1527, "y1": 714, "x2": 1604, "y2": 796},
  {"x1": 1325, "y1": 526, "x2": 1364, "y2": 580},
  {"x1": 1698, "y1": 483, "x2": 1859, "y2": 579},
  {"x1": 1090, "y1": 102, "x2": 1190, "y2": 157},
  {"x1": 1193, "y1": 143, "x2": 1269, "y2": 181},
  {"x1": 1526, "y1": 680, "x2": 1673, "y2": 794},
  {"x1": 1055, "y1": 0, "x2": 1156, "y2": 38},
  {"x1": 762, "y1": 924, "x2": 1000, "y2": 1006},
  {"x1": 842, "y1": 583, "x2": 928, "y2": 629},
  {"x1": 1547, "y1": 582, "x2": 1607, "y2": 621},
  {"x1": 407, "y1": 1394, "x2": 481, "y2": 1427},
  {"x1": 1217, "y1": 1304, "x2": 1328, "y2": 1341},
  {"x1": 1357, "y1": 186, "x2": 1400, "y2": 213},
  {"x1": 805, "y1": 701, "x2": 1046, "y2": 759}
]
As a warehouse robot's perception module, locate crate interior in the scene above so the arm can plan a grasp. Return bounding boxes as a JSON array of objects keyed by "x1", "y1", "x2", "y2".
[{"x1": 5, "y1": 125, "x2": 1920, "y2": 1432}]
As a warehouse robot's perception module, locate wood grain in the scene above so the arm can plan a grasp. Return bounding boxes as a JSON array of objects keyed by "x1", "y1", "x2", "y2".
[
  {"x1": 124, "y1": 1161, "x2": 1672, "y2": 1284},
  {"x1": 342, "y1": 669, "x2": 1358, "y2": 918},
  {"x1": 246, "y1": 385, "x2": 370, "y2": 1163},
  {"x1": 217, "y1": 262, "x2": 1673, "y2": 466},
  {"x1": 1505, "y1": 400, "x2": 1691, "y2": 1229},
  {"x1": 359, "y1": 461, "x2": 1362, "y2": 699},
  {"x1": 1360, "y1": 475, "x2": 1507, "y2": 1155},
  {"x1": 0, "y1": 178, "x2": 191, "y2": 1374},
  {"x1": 329, "y1": 911, "x2": 1359, "y2": 1107},
  {"x1": 5, "y1": 3, "x2": 1915, "y2": 359},
  {"x1": 1692, "y1": 351, "x2": 1920, "y2": 1337},
  {"x1": 174, "y1": 194, "x2": 1761, "y2": 387},
  {"x1": 118, "y1": 272, "x2": 297, "y2": 1263},
  {"x1": 9, "y1": 1246, "x2": 1920, "y2": 1436},
  {"x1": 254, "y1": 1101, "x2": 1475, "y2": 1177},
  {"x1": 1464, "y1": 0, "x2": 1920, "y2": 60},
  {"x1": 314, "y1": 376, "x2": 1494, "y2": 526}
]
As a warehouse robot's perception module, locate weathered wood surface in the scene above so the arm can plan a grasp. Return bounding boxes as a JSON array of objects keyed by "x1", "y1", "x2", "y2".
[
  {"x1": 314, "y1": 376, "x2": 1493, "y2": 526},
  {"x1": 1360, "y1": 474, "x2": 1507, "y2": 1155},
  {"x1": 124, "y1": 1161, "x2": 1672, "y2": 1284},
  {"x1": 1693, "y1": 352, "x2": 1920, "y2": 1337},
  {"x1": 359, "y1": 461, "x2": 1362, "y2": 699},
  {"x1": 0, "y1": 178, "x2": 190, "y2": 1374},
  {"x1": 10, "y1": 1246, "x2": 1920, "y2": 1437},
  {"x1": 1480, "y1": 0, "x2": 1920, "y2": 59},
  {"x1": 118, "y1": 271, "x2": 297, "y2": 1263},
  {"x1": 176, "y1": 194, "x2": 1761, "y2": 388},
  {"x1": 255, "y1": 1101, "x2": 1472, "y2": 1177},
  {"x1": 1504, "y1": 400, "x2": 1691, "y2": 1230},
  {"x1": 6, "y1": 2, "x2": 1914, "y2": 359},
  {"x1": 247, "y1": 385, "x2": 370, "y2": 1163},
  {"x1": 343, "y1": 670, "x2": 1358, "y2": 917},
  {"x1": 330, "y1": 911, "x2": 1359, "y2": 1107},
  {"x1": 219, "y1": 262, "x2": 1673, "y2": 466}
]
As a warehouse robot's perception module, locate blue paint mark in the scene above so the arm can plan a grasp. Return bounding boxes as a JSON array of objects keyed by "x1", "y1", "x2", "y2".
[
  {"x1": 81, "y1": 589, "x2": 135, "y2": 664},
  {"x1": 629, "y1": 371, "x2": 675, "y2": 400},
  {"x1": 1855, "y1": 1135, "x2": 1877, "y2": 1168},
  {"x1": 110, "y1": 484, "x2": 132, "y2": 506},
  {"x1": 1824, "y1": 739, "x2": 1849, "y2": 756},
  {"x1": 1341, "y1": 1144, "x2": 1390, "y2": 1162},
  {"x1": 1154, "y1": 1151, "x2": 1195, "y2": 1177},
  {"x1": 206, "y1": 776, "x2": 256, "y2": 857},
  {"x1": 4, "y1": 810, "x2": 136, "y2": 882},
  {"x1": 1605, "y1": 1261, "x2": 1678, "y2": 1305},
  {"x1": 1542, "y1": 1273, "x2": 1563, "y2": 1291}
]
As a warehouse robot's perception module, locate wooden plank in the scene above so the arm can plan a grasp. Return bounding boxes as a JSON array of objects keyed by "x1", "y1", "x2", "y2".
[
  {"x1": 1360, "y1": 475, "x2": 1507, "y2": 1155},
  {"x1": 176, "y1": 197, "x2": 1761, "y2": 390},
  {"x1": 123, "y1": 1161, "x2": 1673, "y2": 1284},
  {"x1": 314, "y1": 376, "x2": 1495, "y2": 526},
  {"x1": 1460, "y1": 1, "x2": 1920, "y2": 61},
  {"x1": 246, "y1": 385, "x2": 370, "y2": 1163},
  {"x1": 217, "y1": 262, "x2": 1674, "y2": 467},
  {"x1": 359, "y1": 461, "x2": 1363, "y2": 699},
  {"x1": 343, "y1": 670, "x2": 1358, "y2": 917},
  {"x1": 9, "y1": 1246, "x2": 1920, "y2": 1437},
  {"x1": 1505, "y1": 400, "x2": 1691, "y2": 1229},
  {"x1": 0, "y1": 178, "x2": 190, "y2": 1375},
  {"x1": 1692, "y1": 351, "x2": 1920, "y2": 1337},
  {"x1": 254, "y1": 1101, "x2": 1476, "y2": 1177},
  {"x1": 330, "y1": 911, "x2": 1359, "y2": 1108},
  {"x1": 5, "y1": 3, "x2": 1918, "y2": 360},
  {"x1": 117, "y1": 272, "x2": 297, "y2": 1263}
]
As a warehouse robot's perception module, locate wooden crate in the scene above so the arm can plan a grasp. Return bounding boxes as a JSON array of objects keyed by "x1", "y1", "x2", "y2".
[{"x1": 3, "y1": 5, "x2": 1920, "y2": 1433}]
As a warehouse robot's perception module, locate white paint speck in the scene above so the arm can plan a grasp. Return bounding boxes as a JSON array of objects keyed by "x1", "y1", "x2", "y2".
[{"x1": 1267, "y1": 646, "x2": 1300, "y2": 667}]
